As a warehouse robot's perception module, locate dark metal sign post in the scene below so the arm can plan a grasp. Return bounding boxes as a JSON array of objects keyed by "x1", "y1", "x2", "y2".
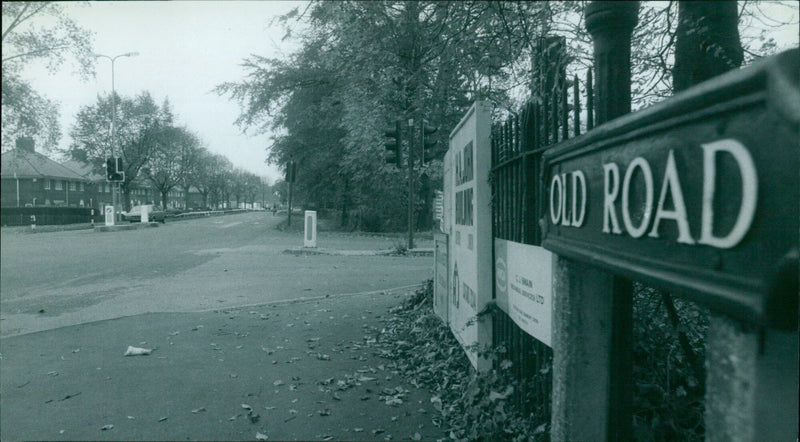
[{"x1": 545, "y1": 2, "x2": 798, "y2": 436}]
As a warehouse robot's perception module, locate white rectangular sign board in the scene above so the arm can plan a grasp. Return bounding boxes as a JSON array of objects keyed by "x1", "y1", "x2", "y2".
[
  {"x1": 494, "y1": 239, "x2": 554, "y2": 347},
  {"x1": 446, "y1": 101, "x2": 493, "y2": 371}
]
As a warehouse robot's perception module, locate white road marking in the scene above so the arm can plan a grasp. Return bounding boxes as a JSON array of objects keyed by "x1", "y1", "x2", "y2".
[{"x1": 219, "y1": 221, "x2": 243, "y2": 229}]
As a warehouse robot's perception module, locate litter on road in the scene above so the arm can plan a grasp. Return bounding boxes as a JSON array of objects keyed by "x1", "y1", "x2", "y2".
[{"x1": 124, "y1": 346, "x2": 152, "y2": 356}]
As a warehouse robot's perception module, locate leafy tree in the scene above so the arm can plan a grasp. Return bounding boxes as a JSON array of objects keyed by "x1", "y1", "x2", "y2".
[
  {"x1": 2, "y1": 2, "x2": 95, "y2": 152},
  {"x1": 144, "y1": 125, "x2": 200, "y2": 209},
  {"x1": 218, "y1": 1, "x2": 548, "y2": 229},
  {"x1": 206, "y1": 153, "x2": 233, "y2": 209},
  {"x1": 176, "y1": 140, "x2": 204, "y2": 209},
  {"x1": 187, "y1": 148, "x2": 217, "y2": 209},
  {"x1": 219, "y1": 0, "x2": 796, "y2": 230},
  {"x1": 67, "y1": 91, "x2": 174, "y2": 210}
]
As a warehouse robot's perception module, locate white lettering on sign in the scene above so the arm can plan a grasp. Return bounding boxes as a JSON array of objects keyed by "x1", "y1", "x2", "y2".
[
  {"x1": 554, "y1": 138, "x2": 758, "y2": 250},
  {"x1": 697, "y1": 139, "x2": 757, "y2": 249},
  {"x1": 602, "y1": 163, "x2": 622, "y2": 234},
  {"x1": 648, "y1": 150, "x2": 693, "y2": 244},
  {"x1": 621, "y1": 157, "x2": 653, "y2": 238},
  {"x1": 549, "y1": 170, "x2": 586, "y2": 227}
]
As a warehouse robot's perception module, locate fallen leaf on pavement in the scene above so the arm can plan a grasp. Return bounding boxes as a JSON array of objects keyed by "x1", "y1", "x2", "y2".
[
  {"x1": 191, "y1": 407, "x2": 206, "y2": 413},
  {"x1": 256, "y1": 432, "x2": 268, "y2": 440},
  {"x1": 100, "y1": 424, "x2": 114, "y2": 431}
]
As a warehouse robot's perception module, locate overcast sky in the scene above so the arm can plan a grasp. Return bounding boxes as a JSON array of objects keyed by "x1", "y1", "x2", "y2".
[
  {"x1": 20, "y1": 1, "x2": 306, "y2": 183},
  {"x1": 15, "y1": 1, "x2": 799, "y2": 184}
]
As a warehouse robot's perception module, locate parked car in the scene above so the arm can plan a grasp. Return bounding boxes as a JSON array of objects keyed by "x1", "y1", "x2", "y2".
[{"x1": 123, "y1": 204, "x2": 166, "y2": 223}]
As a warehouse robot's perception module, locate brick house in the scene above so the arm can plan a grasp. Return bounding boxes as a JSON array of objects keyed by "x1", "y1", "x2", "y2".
[
  {"x1": 61, "y1": 159, "x2": 113, "y2": 209},
  {"x1": 1, "y1": 145, "x2": 94, "y2": 208}
]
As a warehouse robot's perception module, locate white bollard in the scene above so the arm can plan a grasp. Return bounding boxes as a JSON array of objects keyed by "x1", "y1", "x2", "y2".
[
  {"x1": 141, "y1": 205, "x2": 149, "y2": 223},
  {"x1": 105, "y1": 206, "x2": 115, "y2": 226},
  {"x1": 304, "y1": 210, "x2": 317, "y2": 248}
]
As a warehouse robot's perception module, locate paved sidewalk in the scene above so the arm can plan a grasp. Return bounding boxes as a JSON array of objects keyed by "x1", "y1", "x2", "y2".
[{"x1": 0, "y1": 289, "x2": 447, "y2": 441}]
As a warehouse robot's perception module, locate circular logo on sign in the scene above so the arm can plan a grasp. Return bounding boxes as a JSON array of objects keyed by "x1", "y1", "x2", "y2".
[{"x1": 495, "y1": 257, "x2": 507, "y2": 294}]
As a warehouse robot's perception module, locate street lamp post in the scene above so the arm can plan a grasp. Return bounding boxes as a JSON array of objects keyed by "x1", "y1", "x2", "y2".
[{"x1": 95, "y1": 51, "x2": 139, "y2": 222}]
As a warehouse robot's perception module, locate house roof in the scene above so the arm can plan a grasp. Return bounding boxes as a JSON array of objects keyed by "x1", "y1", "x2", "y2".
[
  {"x1": 1, "y1": 148, "x2": 87, "y2": 181},
  {"x1": 61, "y1": 159, "x2": 105, "y2": 181}
]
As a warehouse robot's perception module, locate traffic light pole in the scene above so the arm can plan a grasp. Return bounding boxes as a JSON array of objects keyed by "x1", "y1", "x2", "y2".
[{"x1": 407, "y1": 120, "x2": 415, "y2": 251}]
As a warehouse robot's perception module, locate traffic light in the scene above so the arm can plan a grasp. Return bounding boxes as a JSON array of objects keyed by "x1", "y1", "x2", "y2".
[
  {"x1": 384, "y1": 120, "x2": 402, "y2": 168},
  {"x1": 106, "y1": 158, "x2": 115, "y2": 180},
  {"x1": 106, "y1": 157, "x2": 125, "y2": 181},
  {"x1": 422, "y1": 123, "x2": 438, "y2": 162}
]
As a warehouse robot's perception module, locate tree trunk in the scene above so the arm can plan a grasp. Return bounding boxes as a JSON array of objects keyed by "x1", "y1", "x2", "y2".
[
  {"x1": 161, "y1": 191, "x2": 168, "y2": 209},
  {"x1": 340, "y1": 178, "x2": 350, "y2": 228},
  {"x1": 123, "y1": 188, "x2": 132, "y2": 211},
  {"x1": 673, "y1": 1, "x2": 743, "y2": 93}
]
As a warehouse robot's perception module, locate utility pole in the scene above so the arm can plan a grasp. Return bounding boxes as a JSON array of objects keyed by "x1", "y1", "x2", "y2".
[
  {"x1": 286, "y1": 159, "x2": 296, "y2": 226},
  {"x1": 95, "y1": 51, "x2": 138, "y2": 222},
  {"x1": 406, "y1": 118, "x2": 415, "y2": 250}
]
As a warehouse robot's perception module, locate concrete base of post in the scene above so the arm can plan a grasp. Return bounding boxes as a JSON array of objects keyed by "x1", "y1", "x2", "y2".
[
  {"x1": 705, "y1": 315, "x2": 799, "y2": 441},
  {"x1": 551, "y1": 256, "x2": 632, "y2": 441}
]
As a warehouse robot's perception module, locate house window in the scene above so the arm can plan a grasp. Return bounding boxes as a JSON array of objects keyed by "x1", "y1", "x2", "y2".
[
  {"x1": 69, "y1": 181, "x2": 77, "y2": 191},
  {"x1": 79, "y1": 182, "x2": 85, "y2": 191},
  {"x1": 55, "y1": 180, "x2": 63, "y2": 190},
  {"x1": 44, "y1": 179, "x2": 51, "y2": 190}
]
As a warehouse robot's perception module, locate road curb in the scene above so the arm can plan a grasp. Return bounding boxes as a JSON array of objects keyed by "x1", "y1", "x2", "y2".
[
  {"x1": 282, "y1": 247, "x2": 433, "y2": 257},
  {"x1": 93, "y1": 222, "x2": 160, "y2": 232},
  {"x1": 195, "y1": 283, "x2": 425, "y2": 313}
]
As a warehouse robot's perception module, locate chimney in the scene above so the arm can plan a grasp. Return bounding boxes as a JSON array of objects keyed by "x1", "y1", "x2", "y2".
[{"x1": 15, "y1": 137, "x2": 35, "y2": 152}]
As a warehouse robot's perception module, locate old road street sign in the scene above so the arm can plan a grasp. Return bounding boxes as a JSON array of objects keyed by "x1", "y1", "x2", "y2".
[{"x1": 542, "y1": 49, "x2": 798, "y2": 329}]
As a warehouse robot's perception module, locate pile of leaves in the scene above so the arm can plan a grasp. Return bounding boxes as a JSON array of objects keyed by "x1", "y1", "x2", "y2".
[
  {"x1": 376, "y1": 280, "x2": 710, "y2": 441},
  {"x1": 373, "y1": 280, "x2": 549, "y2": 440}
]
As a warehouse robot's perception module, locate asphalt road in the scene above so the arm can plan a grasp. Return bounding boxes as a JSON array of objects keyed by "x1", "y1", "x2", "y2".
[{"x1": 0, "y1": 212, "x2": 433, "y2": 337}]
